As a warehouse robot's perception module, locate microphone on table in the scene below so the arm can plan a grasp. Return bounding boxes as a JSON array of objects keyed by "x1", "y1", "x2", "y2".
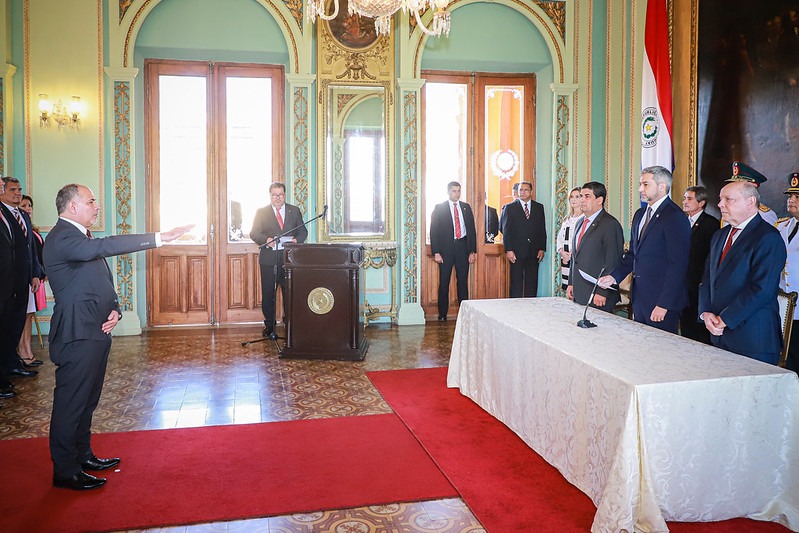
[{"x1": 576, "y1": 267, "x2": 605, "y2": 329}]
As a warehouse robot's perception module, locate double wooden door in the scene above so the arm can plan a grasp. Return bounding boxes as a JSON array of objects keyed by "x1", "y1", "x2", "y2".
[
  {"x1": 421, "y1": 72, "x2": 536, "y2": 319},
  {"x1": 144, "y1": 60, "x2": 284, "y2": 326}
]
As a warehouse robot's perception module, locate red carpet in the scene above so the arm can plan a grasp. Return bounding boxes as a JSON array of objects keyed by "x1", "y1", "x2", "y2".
[
  {"x1": 0, "y1": 414, "x2": 456, "y2": 532},
  {"x1": 368, "y1": 367, "x2": 789, "y2": 533}
]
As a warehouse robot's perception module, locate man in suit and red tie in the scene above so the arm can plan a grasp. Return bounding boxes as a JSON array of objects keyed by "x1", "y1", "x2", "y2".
[
  {"x1": 430, "y1": 181, "x2": 477, "y2": 321},
  {"x1": 500, "y1": 181, "x2": 547, "y2": 298},
  {"x1": 698, "y1": 170, "x2": 786, "y2": 365},
  {"x1": 680, "y1": 185, "x2": 719, "y2": 343},
  {"x1": 598, "y1": 166, "x2": 691, "y2": 333},
  {"x1": 250, "y1": 182, "x2": 308, "y2": 338},
  {"x1": 566, "y1": 182, "x2": 624, "y2": 311},
  {"x1": 45, "y1": 183, "x2": 192, "y2": 490}
]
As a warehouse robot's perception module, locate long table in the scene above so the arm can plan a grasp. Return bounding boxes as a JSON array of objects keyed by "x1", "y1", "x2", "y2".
[{"x1": 447, "y1": 297, "x2": 799, "y2": 532}]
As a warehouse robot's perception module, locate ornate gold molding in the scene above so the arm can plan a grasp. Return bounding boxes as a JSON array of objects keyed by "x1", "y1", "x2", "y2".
[
  {"x1": 535, "y1": 0, "x2": 566, "y2": 41},
  {"x1": 282, "y1": 0, "x2": 303, "y2": 29}
]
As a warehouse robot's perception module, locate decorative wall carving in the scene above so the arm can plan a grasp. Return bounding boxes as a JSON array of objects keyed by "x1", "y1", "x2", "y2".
[
  {"x1": 553, "y1": 95, "x2": 570, "y2": 295},
  {"x1": 119, "y1": 0, "x2": 134, "y2": 21},
  {"x1": 535, "y1": 0, "x2": 566, "y2": 41},
  {"x1": 114, "y1": 81, "x2": 134, "y2": 310},
  {"x1": 401, "y1": 90, "x2": 418, "y2": 303},
  {"x1": 292, "y1": 86, "x2": 309, "y2": 215},
  {"x1": 282, "y1": 0, "x2": 304, "y2": 29}
]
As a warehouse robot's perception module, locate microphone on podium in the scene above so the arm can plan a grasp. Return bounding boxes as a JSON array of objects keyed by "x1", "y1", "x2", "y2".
[{"x1": 576, "y1": 267, "x2": 605, "y2": 329}]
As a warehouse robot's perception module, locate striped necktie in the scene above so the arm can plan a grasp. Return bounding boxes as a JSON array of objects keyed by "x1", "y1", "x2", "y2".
[
  {"x1": 12, "y1": 208, "x2": 27, "y2": 237},
  {"x1": 523, "y1": 202, "x2": 530, "y2": 219}
]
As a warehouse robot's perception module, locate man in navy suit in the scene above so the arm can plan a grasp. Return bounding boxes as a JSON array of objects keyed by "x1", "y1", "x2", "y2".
[
  {"x1": 45, "y1": 183, "x2": 191, "y2": 490},
  {"x1": 500, "y1": 181, "x2": 547, "y2": 298},
  {"x1": 699, "y1": 174, "x2": 786, "y2": 365},
  {"x1": 680, "y1": 186, "x2": 719, "y2": 343},
  {"x1": 0, "y1": 177, "x2": 42, "y2": 387},
  {"x1": 430, "y1": 181, "x2": 477, "y2": 320},
  {"x1": 250, "y1": 182, "x2": 308, "y2": 338},
  {"x1": 599, "y1": 166, "x2": 691, "y2": 333}
]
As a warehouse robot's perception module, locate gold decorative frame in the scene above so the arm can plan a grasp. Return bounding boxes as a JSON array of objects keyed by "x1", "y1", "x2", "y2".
[{"x1": 316, "y1": 14, "x2": 395, "y2": 242}]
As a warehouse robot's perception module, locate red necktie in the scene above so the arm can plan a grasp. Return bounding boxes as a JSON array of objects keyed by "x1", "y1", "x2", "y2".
[
  {"x1": 523, "y1": 202, "x2": 530, "y2": 219},
  {"x1": 13, "y1": 208, "x2": 27, "y2": 237},
  {"x1": 453, "y1": 203, "x2": 462, "y2": 239},
  {"x1": 86, "y1": 229, "x2": 93, "y2": 238},
  {"x1": 719, "y1": 227, "x2": 739, "y2": 264},
  {"x1": 275, "y1": 208, "x2": 284, "y2": 230},
  {"x1": 576, "y1": 218, "x2": 588, "y2": 249}
]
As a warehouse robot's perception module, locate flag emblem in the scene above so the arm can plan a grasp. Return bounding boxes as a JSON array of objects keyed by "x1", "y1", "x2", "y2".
[{"x1": 641, "y1": 107, "x2": 659, "y2": 148}]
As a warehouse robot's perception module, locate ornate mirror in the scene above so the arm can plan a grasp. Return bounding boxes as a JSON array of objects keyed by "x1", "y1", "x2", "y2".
[{"x1": 317, "y1": 5, "x2": 394, "y2": 241}]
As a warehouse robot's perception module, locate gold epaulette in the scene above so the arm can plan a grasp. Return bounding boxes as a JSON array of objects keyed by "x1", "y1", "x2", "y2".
[
  {"x1": 776, "y1": 216, "x2": 791, "y2": 226},
  {"x1": 759, "y1": 204, "x2": 772, "y2": 213}
]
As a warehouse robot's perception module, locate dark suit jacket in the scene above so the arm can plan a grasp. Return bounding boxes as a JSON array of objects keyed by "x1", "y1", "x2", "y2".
[
  {"x1": 43, "y1": 218, "x2": 158, "y2": 354},
  {"x1": 500, "y1": 199, "x2": 547, "y2": 259},
  {"x1": 686, "y1": 211, "x2": 720, "y2": 300},
  {"x1": 611, "y1": 197, "x2": 690, "y2": 316},
  {"x1": 0, "y1": 203, "x2": 42, "y2": 297},
  {"x1": 250, "y1": 203, "x2": 308, "y2": 266},
  {"x1": 0, "y1": 213, "x2": 13, "y2": 302},
  {"x1": 698, "y1": 216, "x2": 786, "y2": 363},
  {"x1": 568, "y1": 210, "x2": 624, "y2": 310},
  {"x1": 430, "y1": 200, "x2": 477, "y2": 258}
]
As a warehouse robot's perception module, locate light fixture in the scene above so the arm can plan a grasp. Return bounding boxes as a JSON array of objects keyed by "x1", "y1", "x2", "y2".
[
  {"x1": 38, "y1": 94, "x2": 82, "y2": 130},
  {"x1": 307, "y1": 0, "x2": 451, "y2": 37}
]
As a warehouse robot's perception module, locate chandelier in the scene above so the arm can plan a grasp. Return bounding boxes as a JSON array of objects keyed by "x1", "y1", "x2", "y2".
[{"x1": 307, "y1": 0, "x2": 451, "y2": 37}]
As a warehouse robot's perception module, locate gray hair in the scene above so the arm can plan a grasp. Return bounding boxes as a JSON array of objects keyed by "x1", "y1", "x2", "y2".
[
  {"x1": 740, "y1": 182, "x2": 761, "y2": 204},
  {"x1": 641, "y1": 165, "x2": 673, "y2": 193},
  {"x1": 685, "y1": 185, "x2": 709, "y2": 206},
  {"x1": 55, "y1": 184, "x2": 81, "y2": 214}
]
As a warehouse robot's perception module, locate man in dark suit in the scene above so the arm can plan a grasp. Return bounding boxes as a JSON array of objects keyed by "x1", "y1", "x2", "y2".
[
  {"x1": 0, "y1": 177, "x2": 42, "y2": 388},
  {"x1": 566, "y1": 182, "x2": 624, "y2": 311},
  {"x1": 485, "y1": 203, "x2": 499, "y2": 243},
  {"x1": 44, "y1": 183, "x2": 191, "y2": 490},
  {"x1": 0, "y1": 179, "x2": 18, "y2": 399},
  {"x1": 699, "y1": 178, "x2": 786, "y2": 365},
  {"x1": 599, "y1": 166, "x2": 691, "y2": 333},
  {"x1": 500, "y1": 181, "x2": 546, "y2": 298},
  {"x1": 430, "y1": 181, "x2": 477, "y2": 320},
  {"x1": 250, "y1": 182, "x2": 308, "y2": 338},
  {"x1": 680, "y1": 185, "x2": 719, "y2": 343}
]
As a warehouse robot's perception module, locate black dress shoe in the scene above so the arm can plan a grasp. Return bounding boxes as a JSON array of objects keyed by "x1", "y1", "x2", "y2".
[
  {"x1": 8, "y1": 368, "x2": 37, "y2": 378},
  {"x1": 263, "y1": 327, "x2": 274, "y2": 338},
  {"x1": 53, "y1": 471, "x2": 106, "y2": 490},
  {"x1": 80, "y1": 456, "x2": 120, "y2": 471},
  {"x1": 0, "y1": 380, "x2": 14, "y2": 391},
  {"x1": 438, "y1": 316, "x2": 447, "y2": 321},
  {"x1": 0, "y1": 389, "x2": 14, "y2": 399}
]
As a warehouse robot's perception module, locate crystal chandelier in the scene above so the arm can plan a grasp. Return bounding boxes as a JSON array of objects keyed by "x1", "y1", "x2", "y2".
[{"x1": 307, "y1": 0, "x2": 451, "y2": 37}]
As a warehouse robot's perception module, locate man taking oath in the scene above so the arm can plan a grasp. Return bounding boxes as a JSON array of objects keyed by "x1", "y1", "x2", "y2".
[
  {"x1": 45, "y1": 183, "x2": 191, "y2": 490},
  {"x1": 429, "y1": 181, "x2": 477, "y2": 321}
]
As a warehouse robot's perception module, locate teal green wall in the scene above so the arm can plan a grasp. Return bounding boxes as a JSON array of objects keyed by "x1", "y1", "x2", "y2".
[
  {"x1": 590, "y1": 1, "x2": 608, "y2": 183},
  {"x1": 421, "y1": 3, "x2": 550, "y2": 73}
]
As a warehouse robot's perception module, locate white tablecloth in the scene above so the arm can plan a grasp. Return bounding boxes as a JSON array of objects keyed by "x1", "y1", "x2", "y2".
[{"x1": 447, "y1": 297, "x2": 799, "y2": 532}]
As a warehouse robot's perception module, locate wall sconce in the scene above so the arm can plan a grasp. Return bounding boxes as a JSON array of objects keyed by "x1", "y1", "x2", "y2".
[{"x1": 38, "y1": 94, "x2": 82, "y2": 130}]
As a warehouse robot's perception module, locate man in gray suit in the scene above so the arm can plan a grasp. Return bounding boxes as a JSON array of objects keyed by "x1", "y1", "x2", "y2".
[
  {"x1": 44, "y1": 184, "x2": 191, "y2": 490},
  {"x1": 566, "y1": 182, "x2": 624, "y2": 311}
]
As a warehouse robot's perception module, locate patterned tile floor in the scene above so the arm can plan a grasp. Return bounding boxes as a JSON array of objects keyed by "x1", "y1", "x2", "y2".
[{"x1": 0, "y1": 321, "x2": 485, "y2": 533}]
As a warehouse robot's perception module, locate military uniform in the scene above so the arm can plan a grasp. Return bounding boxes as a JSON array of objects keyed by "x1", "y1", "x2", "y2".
[{"x1": 777, "y1": 172, "x2": 799, "y2": 372}]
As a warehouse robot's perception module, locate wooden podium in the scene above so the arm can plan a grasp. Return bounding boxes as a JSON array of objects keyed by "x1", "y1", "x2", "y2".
[{"x1": 279, "y1": 243, "x2": 368, "y2": 360}]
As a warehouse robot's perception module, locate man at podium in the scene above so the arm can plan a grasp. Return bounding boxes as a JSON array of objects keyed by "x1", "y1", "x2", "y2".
[{"x1": 250, "y1": 182, "x2": 308, "y2": 338}]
